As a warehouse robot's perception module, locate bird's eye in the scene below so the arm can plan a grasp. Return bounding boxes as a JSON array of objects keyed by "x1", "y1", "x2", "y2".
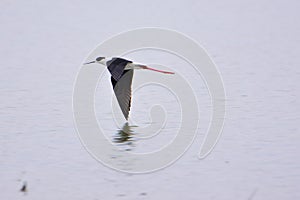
[{"x1": 96, "y1": 57, "x2": 104, "y2": 61}]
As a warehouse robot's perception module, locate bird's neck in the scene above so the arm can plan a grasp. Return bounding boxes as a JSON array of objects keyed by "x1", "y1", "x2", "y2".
[{"x1": 99, "y1": 58, "x2": 109, "y2": 66}]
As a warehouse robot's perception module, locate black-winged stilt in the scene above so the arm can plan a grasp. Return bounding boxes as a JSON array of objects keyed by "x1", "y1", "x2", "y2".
[{"x1": 84, "y1": 57, "x2": 174, "y2": 120}]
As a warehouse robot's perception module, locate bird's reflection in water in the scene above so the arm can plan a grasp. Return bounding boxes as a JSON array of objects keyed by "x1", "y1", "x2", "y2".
[{"x1": 113, "y1": 122, "x2": 137, "y2": 151}]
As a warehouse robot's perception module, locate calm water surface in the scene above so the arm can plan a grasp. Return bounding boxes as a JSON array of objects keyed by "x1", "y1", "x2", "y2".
[{"x1": 1, "y1": 1, "x2": 300, "y2": 199}]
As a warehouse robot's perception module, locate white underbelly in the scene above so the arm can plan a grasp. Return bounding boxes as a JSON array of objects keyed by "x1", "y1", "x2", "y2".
[{"x1": 124, "y1": 63, "x2": 141, "y2": 70}]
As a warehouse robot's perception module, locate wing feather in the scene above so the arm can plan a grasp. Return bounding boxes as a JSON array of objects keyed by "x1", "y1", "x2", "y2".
[
  {"x1": 107, "y1": 57, "x2": 132, "y2": 81},
  {"x1": 111, "y1": 70, "x2": 134, "y2": 120}
]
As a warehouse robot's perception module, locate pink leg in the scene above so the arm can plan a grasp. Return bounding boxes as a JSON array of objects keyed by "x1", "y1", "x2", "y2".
[{"x1": 143, "y1": 66, "x2": 175, "y2": 74}]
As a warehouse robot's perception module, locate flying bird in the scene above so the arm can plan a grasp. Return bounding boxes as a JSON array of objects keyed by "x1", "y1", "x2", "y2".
[{"x1": 84, "y1": 57, "x2": 174, "y2": 120}]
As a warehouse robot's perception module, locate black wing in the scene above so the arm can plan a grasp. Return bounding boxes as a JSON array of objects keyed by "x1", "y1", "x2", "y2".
[
  {"x1": 111, "y1": 70, "x2": 134, "y2": 120},
  {"x1": 107, "y1": 57, "x2": 132, "y2": 81}
]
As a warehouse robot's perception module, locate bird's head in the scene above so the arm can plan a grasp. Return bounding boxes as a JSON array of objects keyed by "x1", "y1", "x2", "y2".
[{"x1": 84, "y1": 57, "x2": 106, "y2": 65}]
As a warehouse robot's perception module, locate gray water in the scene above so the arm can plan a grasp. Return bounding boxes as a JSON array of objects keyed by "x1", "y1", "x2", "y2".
[{"x1": 1, "y1": 0, "x2": 300, "y2": 199}]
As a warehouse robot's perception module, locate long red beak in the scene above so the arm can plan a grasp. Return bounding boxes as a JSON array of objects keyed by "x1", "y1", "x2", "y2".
[{"x1": 143, "y1": 66, "x2": 175, "y2": 74}]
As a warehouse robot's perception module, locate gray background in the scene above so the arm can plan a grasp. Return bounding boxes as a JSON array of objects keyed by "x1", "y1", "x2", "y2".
[{"x1": 1, "y1": 0, "x2": 299, "y2": 199}]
